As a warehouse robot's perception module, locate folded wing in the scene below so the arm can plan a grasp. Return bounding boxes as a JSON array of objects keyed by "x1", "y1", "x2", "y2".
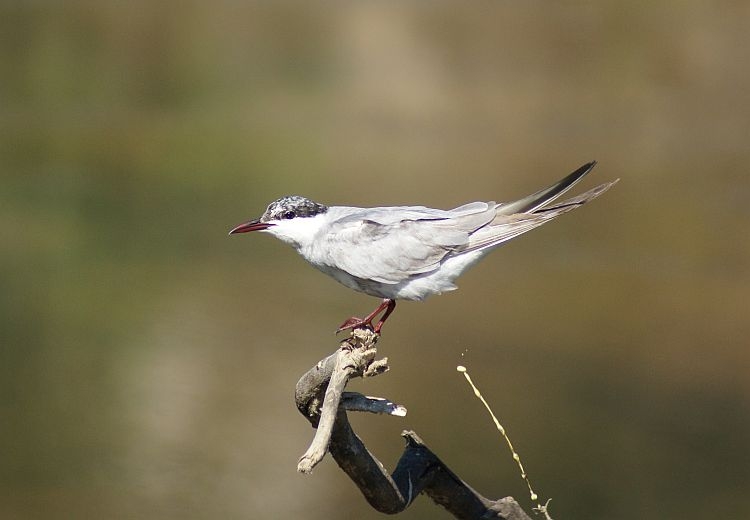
[{"x1": 321, "y1": 203, "x2": 496, "y2": 284}]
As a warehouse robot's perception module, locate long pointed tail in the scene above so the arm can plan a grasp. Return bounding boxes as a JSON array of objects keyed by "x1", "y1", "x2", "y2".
[
  {"x1": 496, "y1": 161, "x2": 598, "y2": 216},
  {"x1": 532, "y1": 177, "x2": 619, "y2": 215},
  {"x1": 467, "y1": 166, "x2": 618, "y2": 253}
]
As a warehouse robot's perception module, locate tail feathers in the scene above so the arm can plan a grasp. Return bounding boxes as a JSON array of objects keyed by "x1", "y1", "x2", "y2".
[
  {"x1": 465, "y1": 178, "x2": 618, "y2": 254},
  {"x1": 533, "y1": 178, "x2": 619, "y2": 214},
  {"x1": 496, "y1": 161, "x2": 597, "y2": 216}
]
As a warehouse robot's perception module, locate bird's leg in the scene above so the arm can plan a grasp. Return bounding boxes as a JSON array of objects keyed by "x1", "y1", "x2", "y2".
[
  {"x1": 372, "y1": 299, "x2": 396, "y2": 334},
  {"x1": 336, "y1": 299, "x2": 396, "y2": 334}
]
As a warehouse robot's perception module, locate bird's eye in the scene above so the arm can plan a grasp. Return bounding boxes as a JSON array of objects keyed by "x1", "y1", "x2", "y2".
[{"x1": 283, "y1": 210, "x2": 296, "y2": 220}]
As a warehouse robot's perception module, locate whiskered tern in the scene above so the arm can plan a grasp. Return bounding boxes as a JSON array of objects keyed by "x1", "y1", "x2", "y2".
[{"x1": 230, "y1": 161, "x2": 617, "y2": 333}]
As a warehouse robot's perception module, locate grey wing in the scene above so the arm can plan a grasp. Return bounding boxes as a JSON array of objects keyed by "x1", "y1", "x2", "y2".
[
  {"x1": 319, "y1": 168, "x2": 617, "y2": 282},
  {"x1": 322, "y1": 203, "x2": 497, "y2": 283}
]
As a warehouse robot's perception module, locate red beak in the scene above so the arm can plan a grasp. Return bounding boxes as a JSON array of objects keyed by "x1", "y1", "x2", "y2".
[{"x1": 228, "y1": 219, "x2": 273, "y2": 235}]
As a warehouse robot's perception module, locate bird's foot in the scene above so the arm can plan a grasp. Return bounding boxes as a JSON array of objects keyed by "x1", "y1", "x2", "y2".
[
  {"x1": 336, "y1": 317, "x2": 375, "y2": 334},
  {"x1": 335, "y1": 299, "x2": 396, "y2": 335}
]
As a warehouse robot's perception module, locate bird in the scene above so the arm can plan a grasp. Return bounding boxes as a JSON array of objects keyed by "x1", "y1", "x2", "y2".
[{"x1": 230, "y1": 161, "x2": 617, "y2": 334}]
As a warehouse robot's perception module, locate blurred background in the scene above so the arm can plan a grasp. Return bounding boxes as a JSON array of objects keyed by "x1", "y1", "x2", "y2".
[{"x1": 2, "y1": 2, "x2": 749, "y2": 519}]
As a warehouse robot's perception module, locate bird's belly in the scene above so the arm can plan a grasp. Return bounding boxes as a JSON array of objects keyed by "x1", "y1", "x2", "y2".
[
  {"x1": 389, "y1": 250, "x2": 487, "y2": 300},
  {"x1": 312, "y1": 263, "x2": 395, "y2": 299},
  {"x1": 310, "y1": 249, "x2": 487, "y2": 301}
]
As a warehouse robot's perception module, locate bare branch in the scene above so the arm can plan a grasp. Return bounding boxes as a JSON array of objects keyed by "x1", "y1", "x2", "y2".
[{"x1": 294, "y1": 328, "x2": 533, "y2": 519}]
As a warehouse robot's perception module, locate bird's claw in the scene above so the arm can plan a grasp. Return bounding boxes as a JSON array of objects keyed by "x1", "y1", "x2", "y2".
[
  {"x1": 336, "y1": 299, "x2": 395, "y2": 335},
  {"x1": 335, "y1": 317, "x2": 374, "y2": 335}
]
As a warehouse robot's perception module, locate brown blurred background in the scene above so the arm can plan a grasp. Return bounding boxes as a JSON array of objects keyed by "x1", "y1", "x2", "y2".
[{"x1": 2, "y1": 2, "x2": 749, "y2": 519}]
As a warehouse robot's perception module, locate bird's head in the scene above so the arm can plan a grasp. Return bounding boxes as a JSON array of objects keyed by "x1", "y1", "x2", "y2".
[{"x1": 229, "y1": 195, "x2": 329, "y2": 249}]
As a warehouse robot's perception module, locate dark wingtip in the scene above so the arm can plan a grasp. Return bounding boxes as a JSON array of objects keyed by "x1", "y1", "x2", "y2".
[
  {"x1": 578, "y1": 160, "x2": 597, "y2": 175},
  {"x1": 496, "y1": 160, "x2": 601, "y2": 216}
]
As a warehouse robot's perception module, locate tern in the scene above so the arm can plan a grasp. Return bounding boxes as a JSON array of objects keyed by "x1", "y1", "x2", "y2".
[{"x1": 230, "y1": 161, "x2": 617, "y2": 334}]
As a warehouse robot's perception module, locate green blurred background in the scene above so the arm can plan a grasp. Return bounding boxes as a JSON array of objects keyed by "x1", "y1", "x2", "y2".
[{"x1": 2, "y1": 2, "x2": 749, "y2": 519}]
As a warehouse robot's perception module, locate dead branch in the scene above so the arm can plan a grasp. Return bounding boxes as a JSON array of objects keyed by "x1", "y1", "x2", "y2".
[{"x1": 294, "y1": 328, "x2": 533, "y2": 520}]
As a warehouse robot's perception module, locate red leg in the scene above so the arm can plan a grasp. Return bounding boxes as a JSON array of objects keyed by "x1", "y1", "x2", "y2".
[
  {"x1": 336, "y1": 299, "x2": 397, "y2": 334},
  {"x1": 373, "y1": 299, "x2": 396, "y2": 334}
]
